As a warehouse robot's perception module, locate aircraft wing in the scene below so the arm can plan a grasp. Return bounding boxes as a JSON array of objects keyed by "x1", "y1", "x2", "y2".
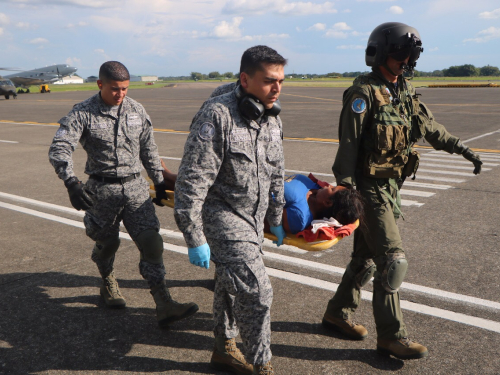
[{"x1": 9, "y1": 76, "x2": 45, "y2": 88}]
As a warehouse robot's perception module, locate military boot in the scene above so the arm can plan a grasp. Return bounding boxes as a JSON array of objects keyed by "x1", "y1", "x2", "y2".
[
  {"x1": 150, "y1": 281, "x2": 199, "y2": 328},
  {"x1": 377, "y1": 337, "x2": 428, "y2": 359},
  {"x1": 322, "y1": 313, "x2": 368, "y2": 340},
  {"x1": 252, "y1": 361, "x2": 274, "y2": 375},
  {"x1": 210, "y1": 337, "x2": 253, "y2": 375},
  {"x1": 100, "y1": 271, "x2": 126, "y2": 308}
]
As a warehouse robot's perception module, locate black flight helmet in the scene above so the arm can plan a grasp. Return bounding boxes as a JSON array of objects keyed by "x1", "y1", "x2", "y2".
[{"x1": 365, "y1": 22, "x2": 424, "y2": 74}]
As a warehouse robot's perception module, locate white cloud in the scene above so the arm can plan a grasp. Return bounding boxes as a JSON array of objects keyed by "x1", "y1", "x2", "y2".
[
  {"x1": 29, "y1": 37, "x2": 48, "y2": 44},
  {"x1": 356, "y1": 0, "x2": 396, "y2": 2},
  {"x1": 0, "y1": 28, "x2": 3, "y2": 36},
  {"x1": 66, "y1": 57, "x2": 81, "y2": 66},
  {"x1": 0, "y1": 13, "x2": 10, "y2": 25},
  {"x1": 479, "y1": 8, "x2": 500, "y2": 19},
  {"x1": 223, "y1": 0, "x2": 337, "y2": 16},
  {"x1": 388, "y1": 5, "x2": 403, "y2": 14},
  {"x1": 3, "y1": 0, "x2": 122, "y2": 8},
  {"x1": 94, "y1": 48, "x2": 105, "y2": 53},
  {"x1": 65, "y1": 21, "x2": 88, "y2": 28},
  {"x1": 463, "y1": 27, "x2": 500, "y2": 43},
  {"x1": 324, "y1": 22, "x2": 352, "y2": 38},
  {"x1": 337, "y1": 45, "x2": 364, "y2": 49},
  {"x1": 428, "y1": 47, "x2": 439, "y2": 52},
  {"x1": 212, "y1": 17, "x2": 243, "y2": 39},
  {"x1": 307, "y1": 23, "x2": 326, "y2": 31}
]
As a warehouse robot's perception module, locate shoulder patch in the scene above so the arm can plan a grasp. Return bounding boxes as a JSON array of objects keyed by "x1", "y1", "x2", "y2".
[
  {"x1": 55, "y1": 128, "x2": 68, "y2": 137},
  {"x1": 351, "y1": 98, "x2": 367, "y2": 114},
  {"x1": 199, "y1": 122, "x2": 215, "y2": 140}
]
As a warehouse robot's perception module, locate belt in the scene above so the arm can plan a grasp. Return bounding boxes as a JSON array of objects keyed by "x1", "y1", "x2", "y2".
[{"x1": 90, "y1": 172, "x2": 140, "y2": 184}]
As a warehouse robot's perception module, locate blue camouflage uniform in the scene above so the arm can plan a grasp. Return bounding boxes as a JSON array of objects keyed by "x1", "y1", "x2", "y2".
[
  {"x1": 174, "y1": 89, "x2": 285, "y2": 365},
  {"x1": 48, "y1": 93, "x2": 167, "y2": 286}
]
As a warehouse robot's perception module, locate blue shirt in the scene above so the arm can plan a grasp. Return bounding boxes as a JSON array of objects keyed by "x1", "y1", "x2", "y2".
[{"x1": 284, "y1": 174, "x2": 320, "y2": 234}]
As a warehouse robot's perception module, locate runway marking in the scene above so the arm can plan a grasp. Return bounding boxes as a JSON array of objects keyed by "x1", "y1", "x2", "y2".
[
  {"x1": 421, "y1": 163, "x2": 492, "y2": 171},
  {"x1": 1, "y1": 197, "x2": 500, "y2": 333},
  {"x1": 2, "y1": 194, "x2": 500, "y2": 308},
  {"x1": 2, "y1": 119, "x2": 500, "y2": 153},
  {"x1": 280, "y1": 93, "x2": 342, "y2": 103},
  {"x1": 400, "y1": 189, "x2": 435, "y2": 197},
  {"x1": 417, "y1": 168, "x2": 479, "y2": 177},
  {"x1": 0, "y1": 140, "x2": 18, "y2": 143},
  {"x1": 463, "y1": 129, "x2": 500, "y2": 143},
  {"x1": 420, "y1": 155, "x2": 499, "y2": 166}
]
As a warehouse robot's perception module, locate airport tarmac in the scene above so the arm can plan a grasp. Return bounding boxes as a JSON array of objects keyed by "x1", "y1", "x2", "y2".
[{"x1": 0, "y1": 83, "x2": 500, "y2": 374}]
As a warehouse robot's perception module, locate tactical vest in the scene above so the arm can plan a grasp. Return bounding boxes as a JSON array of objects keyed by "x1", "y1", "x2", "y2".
[{"x1": 354, "y1": 73, "x2": 421, "y2": 179}]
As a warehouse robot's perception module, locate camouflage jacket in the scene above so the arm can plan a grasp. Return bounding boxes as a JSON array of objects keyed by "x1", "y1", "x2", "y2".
[
  {"x1": 333, "y1": 69, "x2": 459, "y2": 186},
  {"x1": 174, "y1": 90, "x2": 286, "y2": 248},
  {"x1": 48, "y1": 93, "x2": 164, "y2": 185}
]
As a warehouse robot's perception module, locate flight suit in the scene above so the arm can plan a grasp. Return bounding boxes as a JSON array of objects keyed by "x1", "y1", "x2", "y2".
[
  {"x1": 174, "y1": 90, "x2": 285, "y2": 365},
  {"x1": 48, "y1": 93, "x2": 166, "y2": 286},
  {"x1": 326, "y1": 69, "x2": 460, "y2": 340}
]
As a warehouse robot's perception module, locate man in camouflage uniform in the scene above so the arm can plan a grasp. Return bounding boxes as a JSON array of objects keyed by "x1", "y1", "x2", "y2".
[
  {"x1": 322, "y1": 23, "x2": 483, "y2": 359},
  {"x1": 48, "y1": 61, "x2": 198, "y2": 327},
  {"x1": 174, "y1": 46, "x2": 287, "y2": 375}
]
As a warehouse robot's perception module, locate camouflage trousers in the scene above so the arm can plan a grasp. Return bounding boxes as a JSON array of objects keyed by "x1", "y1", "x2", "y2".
[
  {"x1": 84, "y1": 176, "x2": 164, "y2": 286},
  {"x1": 208, "y1": 239, "x2": 273, "y2": 366},
  {"x1": 326, "y1": 173, "x2": 408, "y2": 340}
]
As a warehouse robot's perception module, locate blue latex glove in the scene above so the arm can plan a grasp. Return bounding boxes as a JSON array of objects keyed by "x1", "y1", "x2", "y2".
[
  {"x1": 188, "y1": 243, "x2": 211, "y2": 269},
  {"x1": 270, "y1": 225, "x2": 286, "y2": 247}
]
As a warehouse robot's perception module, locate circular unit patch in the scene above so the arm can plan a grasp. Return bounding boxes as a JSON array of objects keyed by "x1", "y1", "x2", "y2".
[
  {"x1": 199, "y1": 122, "x2": 215, "y2": 140},
  {"x1": 351, "y1": 98, "x2": 367, "y2": 114}
]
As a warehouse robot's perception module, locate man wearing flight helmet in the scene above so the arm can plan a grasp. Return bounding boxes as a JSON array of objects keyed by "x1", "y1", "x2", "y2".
[{"x1": 322, "y1": 22, "x2": 482, "y2": 359}]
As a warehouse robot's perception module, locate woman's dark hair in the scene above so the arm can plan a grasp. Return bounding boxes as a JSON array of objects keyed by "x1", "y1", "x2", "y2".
[{"x1": 327, "y1": 187, "x2": 365, "y2": 225}]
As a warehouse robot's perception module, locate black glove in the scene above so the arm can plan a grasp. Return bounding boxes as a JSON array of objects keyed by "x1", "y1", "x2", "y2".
[
  {"x1": 65, "y1": 177, "x2": 93, "y2": 210},
  {"x1": 455, "y1": 141, "x2": 482, "y2": 175},
  {"x1": 153, "y1": 182, "x2": 168, "y2": 206},
  {"x1": 462, "y1": 148, "x2": 482, "y2": 175}
]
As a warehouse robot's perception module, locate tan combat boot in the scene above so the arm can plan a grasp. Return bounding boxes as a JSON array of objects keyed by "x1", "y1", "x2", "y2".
[
  {"x1": 150, "y1": 281, "x2": 199, "y2": 328},
  {"x1": 100, "y1": 272, "x2": 126, "y2": 309},
  {"x1": 210, "y1": 337, "x2": 253, "y2": 375},
  {"x1": 252, "y1": 361, "x2": 274, "y2": 375},
  {"x1": 377, "y1": 337, "x2": 428, "y2": 359},
  {"x1": 322, "y1": 312, "x2": 368, "y2": 340}
]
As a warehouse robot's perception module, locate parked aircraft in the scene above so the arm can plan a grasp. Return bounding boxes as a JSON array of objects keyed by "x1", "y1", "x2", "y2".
[
  {"x1": 0, "y1": 78, "x2": 17, "y2": 99},
  {"x1": 0, "y1": 64, "x2": 78, "y2": 93}
]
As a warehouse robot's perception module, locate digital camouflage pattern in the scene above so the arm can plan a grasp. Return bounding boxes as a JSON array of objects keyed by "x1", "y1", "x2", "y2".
[
  {"x1": 327, "y1": 69, "x2": 464, "y2": 340},
  {"x1": 174, "y1": 90, "x2": 285, "y2": 255},
  {"x1": 210, "y1": 239, "x2": 273, "y2": 366},
  {"x1": 210, "y1": 82, "x2": 237, "y2": 98},
  {"x1": 48, "y1": 93, "x2": 164, "y2": 185},
  {"x1": 48, "y1": 93, "x2": 166, "y2": 289}
]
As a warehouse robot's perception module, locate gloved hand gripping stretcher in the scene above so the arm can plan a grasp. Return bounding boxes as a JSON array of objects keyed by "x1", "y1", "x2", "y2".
[{"x1": 149, "y1": 184, "x2": 358, "y2": 252}]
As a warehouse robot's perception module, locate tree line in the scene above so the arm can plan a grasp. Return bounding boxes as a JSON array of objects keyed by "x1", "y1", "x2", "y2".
[{"x1": 158, "y1": 64, "x2": 499, "y2": 81}]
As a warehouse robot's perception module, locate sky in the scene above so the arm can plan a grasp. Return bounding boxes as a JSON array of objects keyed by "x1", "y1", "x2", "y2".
[{"x1": 0, "y1": 0, "x2": 499, "y2": 79}]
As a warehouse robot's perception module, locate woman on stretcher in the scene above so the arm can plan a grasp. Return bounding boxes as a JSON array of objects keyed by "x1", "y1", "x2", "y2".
[{"x1": 161, "y1": 160, "x2": 364, "y2": 242}]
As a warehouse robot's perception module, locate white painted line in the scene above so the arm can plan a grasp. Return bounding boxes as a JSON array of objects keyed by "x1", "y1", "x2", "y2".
[
  {"x1": 402, "y1": 181, "x2": 452, "y2": 190},
  {"x1": 462, "y1": 129, "x2": 500, "y2": 143},
  {"x1": 0, "y1": 140, "x2": 18, "y2": 143},
  {"x1": 411, "y1": 175, "x2": 465, "y2": 183},
  {"x1": 160, "y1": 156, "x2": 182, "y2": 161},
  {"x1": 401, "y1": 199, "x2": 424, "y2": 207},
  {"x1": 400, "y1": 189, "x2": 435, "y2": 197},
  {"x1": 3, "y1": 198, "x2": 500, "y2": 333},
  {"x1": 266, "y1": 268, "x2": 500, "y2": 334},
  {"x1": 428, "y1": 151, "x2": 500, "y2": 161},
  {"x1": 0, "y1": 192, "x2": 84, "y2": 217},
  {"x1": 421, "y1": 163, "x2": 491, "y2": 171},
  {"x1": 417, "y1": 168, "x2": 476, "y2": 177},
  {"x1": 285, "y1": 169, "x2": 335, "y2": 179},
  {"x1": 420, "y1": 155, "x2": 499, "y2": 167},
  {"x1": 284, "y1": 139, "x2": 339, "y2": 145}
]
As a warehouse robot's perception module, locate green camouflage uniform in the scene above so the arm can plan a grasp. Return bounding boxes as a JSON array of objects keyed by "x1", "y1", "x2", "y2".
[{"x1": 327, "y1": 69, "x2": 459, "y2": 340}]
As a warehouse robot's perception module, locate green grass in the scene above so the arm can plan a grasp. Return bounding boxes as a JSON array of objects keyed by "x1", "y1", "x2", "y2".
[{"x1": 19, "y1": 76, "x2": 500, "y2": 93}]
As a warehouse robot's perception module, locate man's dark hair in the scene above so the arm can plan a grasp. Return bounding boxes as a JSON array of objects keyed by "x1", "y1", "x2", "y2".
[
  {"x1": 239, "y1": 45, "x2": 287, "y2": 76},
  {"x1": 326, "y1": 187, "x2": 365, "y2": 225},
  {"x1": 99, "y1": 61, "x2": 130, "y2": 82}
]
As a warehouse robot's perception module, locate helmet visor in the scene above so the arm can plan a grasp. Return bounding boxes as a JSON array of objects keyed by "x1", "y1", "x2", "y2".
[{"x1": 388, "y1": 33, "x2": 423, "y2": 63}]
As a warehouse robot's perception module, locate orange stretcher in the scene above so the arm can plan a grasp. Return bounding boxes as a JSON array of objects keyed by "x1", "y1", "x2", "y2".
[{"x1": 149, "y1": 187, "x2": 358, "y2": 251}]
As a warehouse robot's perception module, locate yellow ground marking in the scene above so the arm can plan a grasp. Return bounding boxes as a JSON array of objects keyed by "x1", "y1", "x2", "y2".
[
  {"x1": 2, "y1": 120, "x2": 500, "y2": 153},
  {"x1": 280, "y1": 93, "x2": 342, "y2": 103}
]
